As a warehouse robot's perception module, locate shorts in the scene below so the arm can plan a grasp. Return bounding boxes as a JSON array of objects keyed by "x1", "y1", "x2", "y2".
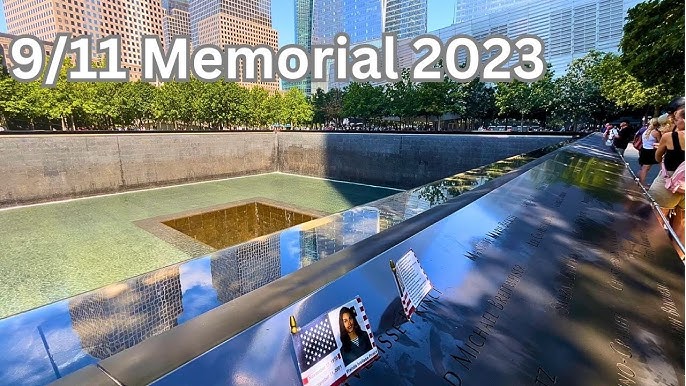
[
  {"x1": 638, "y1": 148, "x2": 658, "y2": 165},
  {"x1": 648, "y1": 172, "x2": 685, "y2": 210}
]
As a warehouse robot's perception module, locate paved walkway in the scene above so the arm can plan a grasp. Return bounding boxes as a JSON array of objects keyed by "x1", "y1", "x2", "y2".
[{"x1": 621, "y1": 144, "x2": 661, "y2": 188}]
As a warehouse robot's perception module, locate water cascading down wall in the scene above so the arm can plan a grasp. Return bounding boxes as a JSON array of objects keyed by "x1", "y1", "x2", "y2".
[{"x1": 0, "y1": 132, "x2": 574, "y2": 207}]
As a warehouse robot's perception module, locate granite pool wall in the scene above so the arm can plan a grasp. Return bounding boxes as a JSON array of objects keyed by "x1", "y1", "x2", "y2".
[{"x1": 0, "y1": 131, "x2": 574, "y2": 207}]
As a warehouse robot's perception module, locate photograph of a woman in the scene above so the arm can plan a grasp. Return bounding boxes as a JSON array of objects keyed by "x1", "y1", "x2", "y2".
[{"x1": 338, "y1": 306, "x2": 373, "y2": 366}]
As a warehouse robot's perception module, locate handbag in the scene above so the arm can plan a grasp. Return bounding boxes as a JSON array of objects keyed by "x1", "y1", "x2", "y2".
[
  {"x1": 661, "y1": 161, "x2": 685, "y2": 194},
  {"x1": 632, "y1": 131, "x2": 643, "y2": 150}
]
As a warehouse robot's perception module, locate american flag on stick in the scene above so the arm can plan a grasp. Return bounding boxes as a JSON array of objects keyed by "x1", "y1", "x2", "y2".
[{"x1": 390, "y1": 249, "x2": 432, "y2": 320}]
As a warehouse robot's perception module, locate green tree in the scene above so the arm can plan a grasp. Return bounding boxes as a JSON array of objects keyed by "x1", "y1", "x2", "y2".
[
  {"x1": 553, "y1": 52, "x2": 619, "y2": 129},
  {"x1": 38, "y1": 57, "x2": 77, "y2": 130},
  {"x1": 528, "y1": 64, "x2": 557, "y2": 128},
  {"x1": 343, "y1": 82, "x2": 385, "y2": 127},
  {"x1": 620, "y1": 0, "x2": 685, "y2": 97},
  {"x1": 282, "y1": 88, "x2": 313, "y2": 127},
  {"x1": 462, "y1": 78, "x2": 497, "y2": 130},
  {"x1": 594, "y1": 52, "x2": 669, "y2": 115},
  {"x1": 323, "y1": 88, "x2": 344, "y2": 126},
  {"x1": 384, "y1": 69, "x2": 417, "y2": 128},
  {"x1": 311, "y1": 88, "x2": 327, "y2": 125},
  {"x1": 495, "y1": 79, "x2": 531, "y2": 124},
  {"x1": 243, "y1": 86, "x2": 271, "y2": 128}
]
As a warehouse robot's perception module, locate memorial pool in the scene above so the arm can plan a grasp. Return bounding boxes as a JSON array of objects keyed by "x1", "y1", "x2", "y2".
[
  {"x1": 0, "y1": 140, "x2": 578, "y2": 386},
  {"x1": 0, "y1": 173, "x2": 400, "y2": 318}
]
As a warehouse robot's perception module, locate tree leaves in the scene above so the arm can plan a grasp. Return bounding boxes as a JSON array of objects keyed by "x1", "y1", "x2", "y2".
[{"x1": 620, "y1": 0, "x2": 685, "y2": 96}]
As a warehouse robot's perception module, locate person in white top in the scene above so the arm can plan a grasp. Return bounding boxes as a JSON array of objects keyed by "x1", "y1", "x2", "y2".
[{"x1": 638, "y1": 117, "x2": 662, "y2": 186}]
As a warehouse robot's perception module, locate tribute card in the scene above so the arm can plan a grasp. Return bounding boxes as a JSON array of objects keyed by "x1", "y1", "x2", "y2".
[
  {"x1": 291, "y1": 296, "x2": 378, "y2": 386},
  {"x1": 391, "y1": 249, "x2": 433, "y2": 319}
]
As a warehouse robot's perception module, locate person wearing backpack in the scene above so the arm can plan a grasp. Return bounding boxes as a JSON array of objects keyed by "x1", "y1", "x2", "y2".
[
  {"x1": 637, "y1": 117, "x2": 661, "y2": 186},
  {"x1": 648, "y1": 100, "x2": 685, "y2": 254}
]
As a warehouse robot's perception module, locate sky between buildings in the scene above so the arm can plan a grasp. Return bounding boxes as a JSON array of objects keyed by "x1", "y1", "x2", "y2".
[{"x1": 0, "y1": 0, "x2": 455, "y2": 47}]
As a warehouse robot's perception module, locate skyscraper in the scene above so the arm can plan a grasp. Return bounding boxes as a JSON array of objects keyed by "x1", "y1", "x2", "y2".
[
  {"x1": 163, "y1": 0, "x2": 191, "y2": 49},
  {"x1": 283, "y1": 0, "x2": 314, "y2": 95},
  {"x1": 442, "y1": 0, "x2": 643, "y2": 76},
  {"x1": 2, "y1": 0, "x2": 165, "y2": 80},
  {"x1": 384, "y1": 0, "x2": 427, "y2": 40},
  {"x1": 302, "y1": 0, "x2": 427, "y2": 92},
  {"x1": 189, "y1": 0, "x2": 279, "y2": 92},
  {"x1": 295, "y1": 0, "x2": 314, "y2": 51},
  {"x1": 311, "y1": 0, "x2": 384, "y2": 46}
]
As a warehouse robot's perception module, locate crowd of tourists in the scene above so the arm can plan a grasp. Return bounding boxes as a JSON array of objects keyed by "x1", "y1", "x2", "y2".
[{"x1": 603, "y1": 96, "x2": 685, "y2": 258}]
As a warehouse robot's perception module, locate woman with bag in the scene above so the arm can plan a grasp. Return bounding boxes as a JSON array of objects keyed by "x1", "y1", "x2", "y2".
[
  {"x1": 648, "y1": 100, "x2": 685, "y2": 255},
  {"x1": 637, "y1": 117, "x2": 661, "y2": 186}
]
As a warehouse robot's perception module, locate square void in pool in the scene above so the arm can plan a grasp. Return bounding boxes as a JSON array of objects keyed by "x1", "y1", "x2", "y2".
[{"x1": 137, "y1": 199, "x2": 324, "y2": 256}]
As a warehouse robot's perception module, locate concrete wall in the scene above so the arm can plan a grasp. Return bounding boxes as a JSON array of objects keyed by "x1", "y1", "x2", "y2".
[
  {"x1": 0, "y1": 131, "x2": 572, "y2": 207},
  {"x1": 277, "y1": 132, "x2": 572, "y2": 189},
  {"x1": 0, "y1": 133, "x2": 276, "y2": 207}
]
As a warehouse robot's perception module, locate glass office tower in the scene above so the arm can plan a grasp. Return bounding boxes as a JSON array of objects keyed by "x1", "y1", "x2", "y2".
[
  {"x1": 304, "y1": 0, "x2": 426, "y2": 92},
  {"x1": 163, "y1": 0, "x2": 191, "y2": 48},
  {"x1": 283, "y1": 0, "x2": 315, "y2": 95},
  {"x1": 437, "y1": 0, "x2": 643, "y2": 77},
  {"x1": 385, "y1": 0, "x2": 427, "y2": 40}
]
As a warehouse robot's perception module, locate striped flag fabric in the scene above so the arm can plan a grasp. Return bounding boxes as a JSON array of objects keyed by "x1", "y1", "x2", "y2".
[
  {"x1": 293, "y1": 313, "x2": 339, "y2": 373},
  {"x1": 392, "y1": 249, "x2": 432, "y2": 320}
]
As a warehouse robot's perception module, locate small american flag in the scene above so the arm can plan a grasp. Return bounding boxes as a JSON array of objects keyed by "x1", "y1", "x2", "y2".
[
  {"x1": 400, "y1": 287, "x2": 416, "y2": 318},
  {"x1": 293, "y1": 314, "x2": 339, "y2": 373}
]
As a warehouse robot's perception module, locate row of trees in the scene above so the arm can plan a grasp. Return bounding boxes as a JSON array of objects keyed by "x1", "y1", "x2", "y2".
[
  {"x1": 0, "y1": 52, "x2": 652, "y2": 132},
  {"x1": 0, "y1": 0, "x2": 681, "y2": 131},
  {"x1": 313, "y1": 0, "x2": 684, "y2": 131},
  {"x1": 0, "y1": 60, "x2": 313, "y2": 130}
]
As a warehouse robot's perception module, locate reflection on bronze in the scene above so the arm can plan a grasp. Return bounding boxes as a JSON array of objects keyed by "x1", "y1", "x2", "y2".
[
  {"x1": 163, "y1": 202, "x2": 319, "y2": 250},
  {"x1": 211, "y1": 232, "x2": 282, "y2": 304},
  {"x1": 68, "y1": 266, "x2": 183, "y2": 360},
  {"x1": 298, "y1": 208, "x2": 381, "y2": 266}
]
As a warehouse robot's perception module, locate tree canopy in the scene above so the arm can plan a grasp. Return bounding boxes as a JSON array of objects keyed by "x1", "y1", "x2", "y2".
[{"x1": 620, "y1": 0, "x2": 685, "y2": 97}]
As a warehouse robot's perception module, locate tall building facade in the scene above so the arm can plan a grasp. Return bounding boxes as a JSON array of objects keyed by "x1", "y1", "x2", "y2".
[
  {"x1": 189, "y1": 0, "x2": 279, "y2": 92},
  {"x1": 163, "y1": 0, "x2": 191, "y2": 48},
  {"x1": 311, "y1": 0, "x2": 384, "y2": 46},
  {"x1": 2, "y1": 0, "x2": 279, "y2": 90},
  {"x1": 3, "y1": 0, "x2": 165, "y2": 80},
  {"x1": 283, "y1": 0, "x2": 314, "y2": 95},
  {"x1": 442, "y1": 0, "x2": 643, "y2": 77},
  {"x1": 0, "y1": 32, "x2": 54, "y2": 70},
  {"x1": 300, "y1": 0, "x2": 426, "y2": 93},
  {"x1": 385, "y1": 0, "x2": 427, "y2": 39}
]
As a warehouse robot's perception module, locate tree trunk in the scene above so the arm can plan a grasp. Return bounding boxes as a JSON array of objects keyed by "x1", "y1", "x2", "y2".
[{"x1": 521, "y1": 112, "x2": 524, "y2": 132}]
